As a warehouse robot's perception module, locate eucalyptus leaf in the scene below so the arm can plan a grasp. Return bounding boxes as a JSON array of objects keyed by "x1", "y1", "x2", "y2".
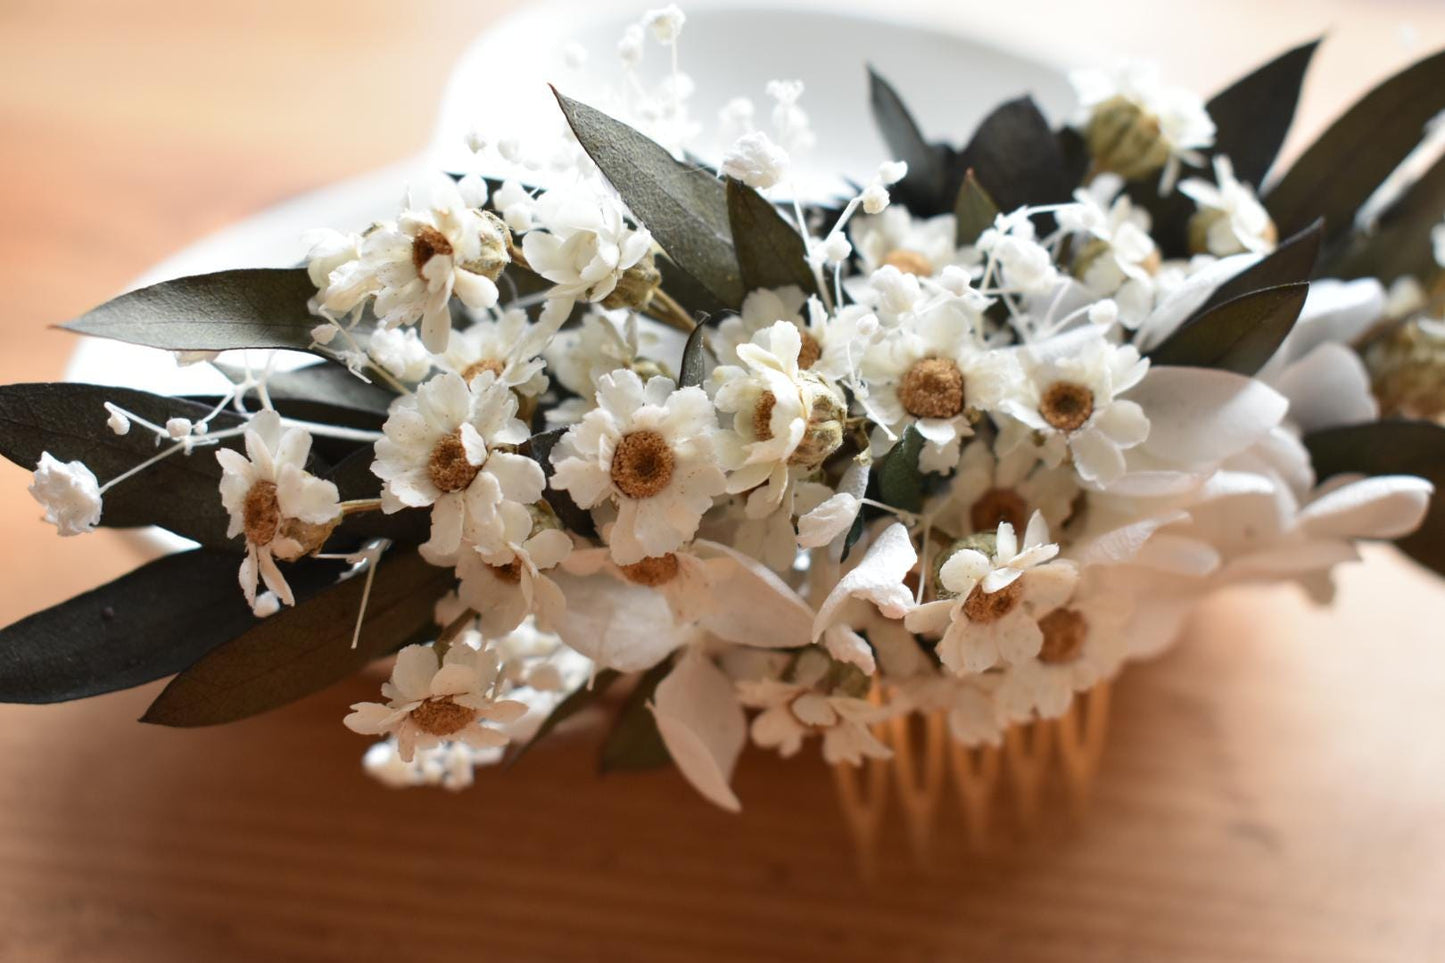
[
  {"x1": 509, "y1": 669, "x2": 620, "y2": 766},
  {"x1": 656, "y1": 254, "x2": 730, "y2": 320},
  {"x1": 876, "y1": 425, "x2": 925, "y2": 514},
  {"x1": 522, "y1": 427, "x2": 597, "y2": 537},
  {"x1": 725, "y1": 177, "x2": 818, "y2": 297},
  {"x1": 0, "y1": 383, "x2": 247, "y2": 549},
  {"x1": 141, "y1": 548, "x2": 453, "y2": 727},
  {"x1": 1304, "y1": 420, "x2": 1445, "y2": 576},
  {"x1": 1266, "y1": 48, "x2": 1445, "y2": 244},
  {"x1": 214, "y1": 360, "x2": 397, "y2": 419},
  {"x1": 954, "y1": 97, "x2": 1072, "y2": 215},
  {"x1": 1324, "y1": 153, "x2": 1445, "y2": 284},
  {"x1": 1149, "y1": 282, "x2": 1308, "y2": 375},
  {"x1": 867, "y1": 66, "x2": 951, "y2": 214},
  {"x1": 63, "y1": 268, "x2": 325, "y2": 353},
  {"x1": 1210, "y1": 39, "x2": 1320, "y2": 187},
  {"x1": 1194, "y1": 219, "x2": 1322, "y2": 316},
  {"x1": 678, "y1": 323, "x2": 709, "y2": 390},
  {"x1": 325, "y1": 447, "x2": 430, "y2": 546},
  {"x1": 954, "y1": 169, "x2": 1000, "y2": 246},
  {"x1": 0, "y1": 550, "x2": 344, "y2": 704},
  {"x1": 599, "y1": 659, "x2": 674, "y2": 773},
  {"x1": 552, "y1": 89, "x2": 743, "y2": 308}
]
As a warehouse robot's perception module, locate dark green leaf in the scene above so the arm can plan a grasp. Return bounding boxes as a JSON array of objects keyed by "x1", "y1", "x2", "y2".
[
  {"x1": 509, "y1": 669, "x2": 620, "y2": 766},
  {"x1": 1304, "y1": 420, "x2": 1445, "y2": 576},
  {"x1": 0, "y1": 550, "x2": 344, "y2": 704},
  {"x1": 876, "y1": 425, "x2": 925, "y2": 514},
  {"x1": 552, "y1": 89, "x2": 743, "y2": 308},
  {"x1": 0, "y1": 383, "x2": 247, "y2": 549},
  {"x1": 1210, "y1": 39, "x2": 1321, "y2": 187},
  {"x1": 656, "y1": 254, "x2": 729, "y2": 320},
  {"x1": 324, "y1": 447, "x2": 430, "y2": 546},
  {"x1": 1266, "y1": 48, "x2": 1445, "y2": 244},
  {"x1": 599, "y1": 659, "x2": 674, "y2": 773},
  {"x1": 1195, "y1": 219, "x2": 1323, "y2": 315},
  {"x1": 953, "y1": 169, "x2": 999, "y2": 246},
  {"x1": 840, "y1": 511, "x2": 866, "y2": 562},
  {"x1": 1149, "y1": 282, "x2": 1308, "y2": 375},
  {"x1": 725, "y1": 177, "x2": 818, "y2": 297},
  {"x1": 522, "y1": 427, "x2": 596, "y2": 537},
  {"x1": 63, "y1": 268, "x2": 326, "y2": 353},
  {"x1": 867, "y1": 66, "x2": 951, "y2": 214},
  {"x1": 954, "y1": 97, "x2": 1072, "y2": 215},
  {"x1": 678, "y1": 323, "x2": 708, "y2": 390},
  {"x1": 141, "y1": 548, "x2": 453, "y2": 727},
  {"x1": 1324, "y1": 152, "x2": 1445, "y2": 284}
]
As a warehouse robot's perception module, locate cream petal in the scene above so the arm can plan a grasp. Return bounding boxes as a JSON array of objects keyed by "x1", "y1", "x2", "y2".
[
  {"x1": 1129, "y1": 367, "x2": 1288, "y2": 470},
  {"x1": 1298, "y1": 475, "x2": 1433, "y2": 541},
  {"x1": 651, "y1": 652, "x2": 746, "y2": 813}
]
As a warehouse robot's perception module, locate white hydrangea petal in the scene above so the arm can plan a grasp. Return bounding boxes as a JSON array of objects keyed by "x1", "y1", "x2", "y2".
[{"x1": 651, "y1": 652, "x2": 746, "y2": 813}]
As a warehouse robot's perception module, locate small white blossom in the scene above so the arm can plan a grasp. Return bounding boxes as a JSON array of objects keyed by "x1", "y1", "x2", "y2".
[
  {"x1": 216, "y1": 410, "x2": 341, "y2": 612},
  {"x1": 522, "y1": 185, "x2": 654, "y2": 307},
  {"x1": 29, "y1": 453, "x2": 102, "y2": 537},
  {"x1": 345, "y1": 643, "x2": 528, "y2": 763},
  {"x1": 1180, "y1": 156, "x2": 1277, "y2": 256},
  {"x1": 643, "y1": 5, "x2": 685, "y2": 44},
  {"x1": 721, "y1": 131, "x2": 790, "y2": 189}
]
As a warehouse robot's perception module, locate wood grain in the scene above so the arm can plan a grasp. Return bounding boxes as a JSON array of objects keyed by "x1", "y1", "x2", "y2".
[{"x1": 1, "y1": 2, "x2": 1444, "y2": 961}]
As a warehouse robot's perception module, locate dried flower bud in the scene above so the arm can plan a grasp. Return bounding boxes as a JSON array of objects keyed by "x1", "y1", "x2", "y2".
[
  {"x1": 600, "y1": 249, "x2": 663, "y2": 311},
  {"x1": 1365, "y1": 317, "x2": 1445, "y2": 421},
  {"x1": 460, "y1": 210, "x2": 513, "y2": 282},
  {"x1": 272, "y1": 515, "x2": 341, "y2": 561},
  {"x1": 789, "y1": 377, "x2": 846, "y2": 470},
  {"x1": 1085, "y1": 95, "x2": 1172, "y2": 182},
  {"x1": 932, "y1": 531, "x2": 998, "y2": 599}
]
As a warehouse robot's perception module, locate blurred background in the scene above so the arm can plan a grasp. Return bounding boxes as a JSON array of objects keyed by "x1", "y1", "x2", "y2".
[{"x1": 2, "y1": 1, "x2": 1444, "y2": 960}]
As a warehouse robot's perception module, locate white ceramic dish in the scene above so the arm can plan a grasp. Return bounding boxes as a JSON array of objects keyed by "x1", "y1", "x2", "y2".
[{"x1": 65, "y1": 0, "x2": 1072, "y2": 394}]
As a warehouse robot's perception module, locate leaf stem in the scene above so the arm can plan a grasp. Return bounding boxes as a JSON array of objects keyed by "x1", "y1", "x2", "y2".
[{"x1": 647, "y1": 288, "x2": 698, "y2": 333}]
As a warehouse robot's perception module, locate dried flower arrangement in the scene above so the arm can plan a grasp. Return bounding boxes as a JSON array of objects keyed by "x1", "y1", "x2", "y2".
[{"x1": 3, "y1": 7, "x2": 1443, "y2": 819}]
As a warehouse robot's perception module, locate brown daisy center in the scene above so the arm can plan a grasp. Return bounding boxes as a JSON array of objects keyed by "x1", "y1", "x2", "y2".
[
  {"x1": 752, "y1": 391, "x2": 778, "y2": 442},
  {"x1": 1040, "y1": 381, "x2": 1095, "y2": 432},
  {"x1": 798, "y1": 332, "x2": 823, "y2": 370},
  {"x1": 961, "y1": 579, "x2": 1023, "y2": 623},
  {"x1": 970, "y1": 487, "x2": 1029, "y2": 535},
  {"x1": 1038, "y1": 608, "x2": 1088, "y2": 664},
  {"x1": 610, "y1": 429, "x2": 675, "y2": 499},
  {"x1": 428, "y1": 430, "x2": 480, "y2": 494},
  {"x1": 899, "y1": 358, "x2": 966, "y2": 419},
  {"x1": 411, "y1": 225, "x2": 454, "y2": 275},
  {"x1": 882, "y1": 248, "x2": 934, "y2": 277},
  {"x1": 619, "y1": 553, "x2": 681, "y2": 586},
  {"x1": 410, "y1": 696, "x2": 474, "y2": 737},
  {"x1": 461, "y1": 358, "x2": 506, "y2": 382},
  {"x1": 242, "y1": 480, "x2": 281, "y2": 546}
]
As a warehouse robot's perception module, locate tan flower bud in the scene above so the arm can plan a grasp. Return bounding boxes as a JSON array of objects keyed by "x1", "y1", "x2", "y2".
[
  {"x1": 600, "y1": 250, "x2": 663, "y2": 311},
  {"x1": 1085, "y1": 95, "x2": 1173, "y2": 182},
  {"x1": 1365, "y1": 318, "x2": 1445, "y2": 421},
  {"x1": 459, "y1": 210, "x2": 512, "y2": 282}
]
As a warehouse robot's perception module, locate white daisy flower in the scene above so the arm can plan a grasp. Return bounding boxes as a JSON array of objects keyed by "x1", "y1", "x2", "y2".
[
  {"x1": 344, "y1": 643, "x2": 528, "y2": 763},
  {"x1": 713, "y1": 321, "x2": 847, "y2": 517},
  {"x1": 934, "y1": 437, "x2": 1080, "y2": 537},
  {"x1": 434, "y1": 307, "x2": 562, "y2": 399},
  {"x1": 850, "y1": 206, "x2": 964, "y2": 278},
  {"x1": 549, "y1": 370, "x2": 727, "y2": 565},
  {"x1": 216, "y1": 410, "x2": 341, "y2": 612},
  {"x1": 454, "y1": 523, "x2": 572, "y2": 639},
  {"x1": 862, "y1": 298, "x2": 1016, "y2": 472},
  {"x1": 1000, "y1": 327, "x2": 1151, "y2": 485},
  {"x1": 372, "y1": 371, "x2": 542, "y2": 559},
  {"x1": 714, "y1": 286, "x2": 809, "y2": 366},
  {"x1": 29, "y1": 452, "x2": 103, "y2": 537},
  {"x1": 521, "y1": 184, "x2": 654, "y2": 307},
  {"x1": 995, "y1": 584, "x2": 1131, "y2": 722},
  {"x1": 319, "y1": 174, "x2": 510, "y2": 353},
  {"x1": 367, "y1": 326, "x2": 434, "y2": 383},
  {"x1": 736, "y1": 650, "x2": 891, "y2": 765},
  {"x1": 1179, "y1": 155, "x2": 1278, "y2": 256},
  {"x1": 1057, "y1": 173, "x2": 1160, "y2": 302},
  {"x1": 905, "y1": 512, "x2": 1078, "y2": 674}
]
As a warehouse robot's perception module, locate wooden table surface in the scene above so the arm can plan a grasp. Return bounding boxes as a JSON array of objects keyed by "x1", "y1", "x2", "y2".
[{"x1": 2, "y1": 2, "x2": 1444, "y2": 960}]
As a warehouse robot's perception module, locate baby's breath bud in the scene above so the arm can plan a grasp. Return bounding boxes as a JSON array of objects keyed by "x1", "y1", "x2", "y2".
[
  {"x1": 1365, "y1": 317, "x2": 1445, "y2": 421},
  {"x1": 1085, "y1": 95, "x2": 1172, "y2": 181},
  {"x1": 600, "y1": 250, "x2": 663, "y2": 311}
]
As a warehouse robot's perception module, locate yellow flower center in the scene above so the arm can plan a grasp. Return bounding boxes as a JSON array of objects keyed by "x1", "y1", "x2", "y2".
[
  {"x1": 961, "y1": 580, "x2": 1022, "y2": 623},
  {"x1": 1039, "y1": 381, "x2": 1095, "y2": 432},
  {"x1": 428, "y1": 430, "x2": 480, "y2": 494},
  {"x1": 411, "y1": 225, "x2": 454, "y2": 274},
  {"x1": 409, "y1": 696, "x2": 474, "y2": 737},
  {"x1": 242, "y1": 480, "x2": 281, "y2": 546},
  {"x1": 1038, "y1": 608, "x2": 1088, "y2": 664},
  {"x1": 882, "y1": 248, "x2": 934, "y2": 276},
  {"x1": 970, "y1": 487, "x2": 1028, "y2": 535},
  {"x1": 899, "y1": 358, "x2": 966, "y2": 419},
  {"x1": 619, "y1": 553, "x2": 681, "y2": 586}
]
